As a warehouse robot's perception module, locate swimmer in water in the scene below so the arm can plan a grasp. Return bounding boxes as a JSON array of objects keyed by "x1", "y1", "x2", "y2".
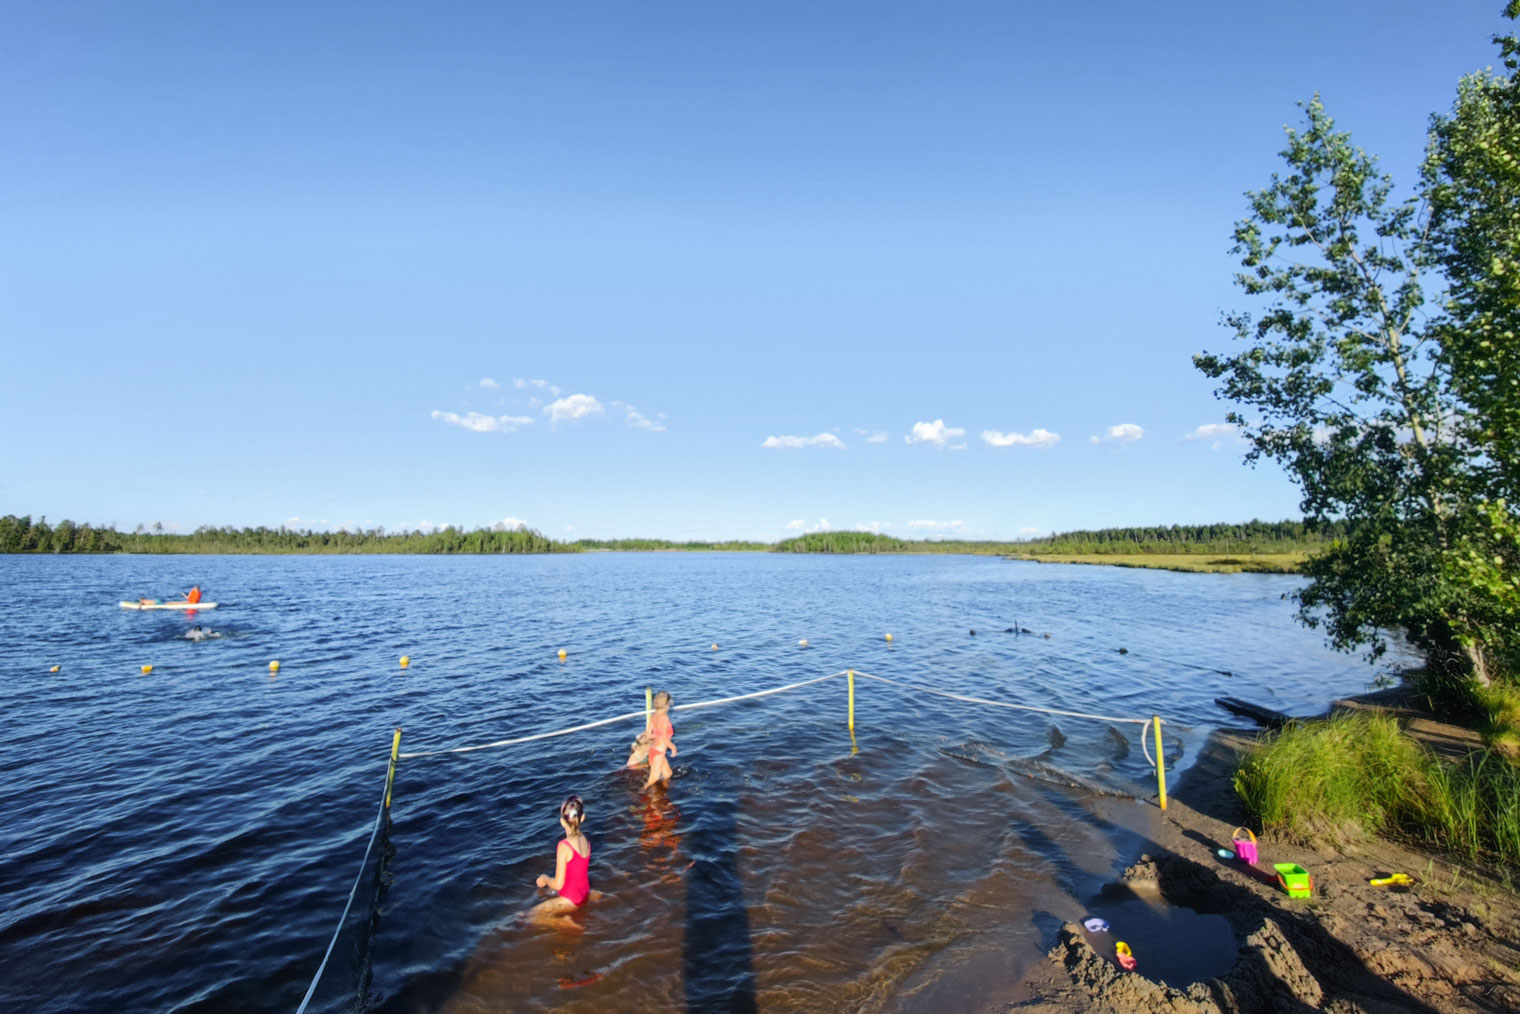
[
  {"x1": 185, "y1": 626, "x2": 214, "y2": 641},
  {"x1": 643, "y1": 691, "x2": 676, "y2": 789},
  {"x1": 529, "y1": 795, "x2": 596, "y2": 930}
]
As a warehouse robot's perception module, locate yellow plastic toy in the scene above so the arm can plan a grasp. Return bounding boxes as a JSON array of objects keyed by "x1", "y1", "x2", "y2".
[
  {"x1": 1369, "y1": 873, "x2": 1414, "y2": 887},
  {"x1": 1115, "y1": 941, "x2": 1137, "y2": 971}
]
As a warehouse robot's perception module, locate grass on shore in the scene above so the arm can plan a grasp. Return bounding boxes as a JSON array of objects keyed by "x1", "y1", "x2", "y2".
[
  {"x1": 1235, "y1": 712, "x2": 1520, "y2": 867},
  {"x1": 1012, "y1": 552, "x2": 1307, "y2": 574}
]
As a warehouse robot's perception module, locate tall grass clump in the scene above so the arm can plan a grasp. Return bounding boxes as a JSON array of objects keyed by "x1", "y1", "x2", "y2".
[
  {"x1": 1235, "y1": 714, "x2": 1429, "y2": 841},
  {"x1": 1235, "y1": 713, "x2": 1520, "y2": 866}
]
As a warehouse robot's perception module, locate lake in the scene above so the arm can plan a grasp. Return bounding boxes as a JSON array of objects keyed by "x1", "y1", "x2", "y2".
[{"x1": 0, "y1": 553, "x2": 1404, "y2": 1013}]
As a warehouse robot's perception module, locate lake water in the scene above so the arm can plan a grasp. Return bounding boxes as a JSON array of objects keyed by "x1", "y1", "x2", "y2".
[{"x1": 0, "y1": 553, "x2": 1405, "y2": 1013}]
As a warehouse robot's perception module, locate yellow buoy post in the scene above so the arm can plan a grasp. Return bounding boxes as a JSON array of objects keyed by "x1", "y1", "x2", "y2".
[
  {"x1": 711, "y1": 643, "x2": 718, "y2": 651},
  {"x1": 798, "y1": 638, "x2": 808, "y2": 648},
  {"x1": 49, "y1": 665, "x2": 60, "y2": 673},
  {"x1": 558, "y1": 648, "x2": 568, "y2": 661},
  {"x1": 1153, "y1": 715, "x2": 1167, "y2": 811},
  {"x1": 885, "y1": 633, "x2": 892, "y2": 642},
  {"x1": 847, "y1": 669, "x2": 855, "y2": 732},
  {"x1": 269, "y1": 660, "x2": 280, "y2": 672},
  {"x1": 385, "y1": 727, "x2": 402, "y2": 809},
  {"x1": 140, "y1": 664, "x2": 153, "y2": 674},
  {"x1": 399, "y1": 655, "x2": 410, "y2": 669},
  {"x1": 645, "y1": 686, "x2": 653, "y2": 723}
]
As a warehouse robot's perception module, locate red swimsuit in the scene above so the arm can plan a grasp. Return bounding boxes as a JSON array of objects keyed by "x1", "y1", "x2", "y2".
[
  {"x1": 648, "y1": 713, "x2": 674, "y2": 759},
  {"x1": 559, "y1": 838, "x2": 590, "y2": 906}
]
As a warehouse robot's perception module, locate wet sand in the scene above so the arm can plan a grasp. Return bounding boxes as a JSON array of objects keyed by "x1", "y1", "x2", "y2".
[{"x1": 1007, "y1": 693, "x2": 1520, "y2": 1013}]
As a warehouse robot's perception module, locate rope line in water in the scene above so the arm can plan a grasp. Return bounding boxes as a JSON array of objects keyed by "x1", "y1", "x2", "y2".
[
  {"x1": 848, "y1": 670, "x2": 1156, "y2": 726},
  {"x1": 295, "y1": 764, "x2": 391, "y2": 1014},
  {"x1": 400, "y1": 669, "x2": 1158, "y2": 759}
]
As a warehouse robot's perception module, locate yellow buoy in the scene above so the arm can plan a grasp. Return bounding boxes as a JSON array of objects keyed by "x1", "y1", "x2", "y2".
[
  {"x1": 711, "y1": 643, "x2": 718, "y2": 651},
  {"x1": 140, "y1": 664, "x2": 153, "y2": 674},
  {"x1": 885, "y1": 633, "x2": 893, "y2": 642},
  {"x1": 798, "y1": 639, "x2": 808, "y2": 647},
  {"x1": 49, "y1": 665, "x2": 60, "y2": 672},
  {"x1": 558, "y1": 648, "x2": 568, "y2": 660},
  {"x1": 269, "y1": 660, "x2": 280, "y2": 672},
  {"x1": 399, "y1": 655, "x2": 410, "y2": 669}
]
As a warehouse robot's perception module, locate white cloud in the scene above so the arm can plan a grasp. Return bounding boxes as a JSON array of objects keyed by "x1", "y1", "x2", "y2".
[
  {"x1": 907, "y1": 519, "x2": 966, "y2": 531},
  {"x1": 1090, "y1": 423, "x2": 1145, "y2": 445},
  {"x1": 1185, "y1": 422, "x2": 1239, "y2": 441},
  {"x1": 492, "y1": 517, "x2": 531, "y2": 531},
  {"x1": 854, "y1": 428, "x2": 889, "y2": 444},
  {"x1": 1019, "y1": 526, "x2": 1042, "y2": 535},
  {"x1": 786, "y1": 518, "x2": 832, "y2": 533},
  {"x1": 624, "y1": 405, "x2": 667, "y2": 432},
  {"x1": 786, "y1": 519, "x2": 806, "y2": 531},
  {"x1": 982, "y1": 427, "x2": 1061, "y2": 449},
  {"x1": 855, "y1": 521, "x2": 890, "y2": 533},
  {"x1": 432, "y1": 410, "x2": 534, "y2": 433},
  {"x1": 762, "y1": 432, "x2": 846, "y2": 449},
  {"x1": 544, "y1": 394, "x2": 604, "y2": 425},
  {"x1": 514, "y1": 378, "x2": 562, "y2": 396},
  {"x1": 563, "y1": 524, "x2": 574, "y2": 532},
  {"x1": 949, "y1": 442, "x2": 967, "y2": 451},
  {"x1": 479, "y1": 378, "x2": 501, "y2": 389},
  {"x1": 905, "y1": 419, "x2": 966, "y2": 446}
]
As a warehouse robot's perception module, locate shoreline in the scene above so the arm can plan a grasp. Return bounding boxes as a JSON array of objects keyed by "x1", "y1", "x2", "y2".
[{"x1": 1006, "y1": 690, "x2": 1520, "y2": 1012}]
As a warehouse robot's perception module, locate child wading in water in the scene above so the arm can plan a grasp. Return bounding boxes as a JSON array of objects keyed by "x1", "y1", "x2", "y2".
[
  {"x1": 644, "y1": 691, "x2": 676, "y2": 789},
  {"x1": 530, "y1": 795, "x2": 593, "y2": 929}
]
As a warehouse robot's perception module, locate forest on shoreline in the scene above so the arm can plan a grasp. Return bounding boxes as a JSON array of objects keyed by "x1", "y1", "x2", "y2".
[{"x1": 0, "y1": 513, "x2": 1342, "y2": 558}]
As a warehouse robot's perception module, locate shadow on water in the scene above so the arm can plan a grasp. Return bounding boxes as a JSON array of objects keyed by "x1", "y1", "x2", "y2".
[{"x1": 680, "y1": 789, "x2": 758, "y2": 1014}]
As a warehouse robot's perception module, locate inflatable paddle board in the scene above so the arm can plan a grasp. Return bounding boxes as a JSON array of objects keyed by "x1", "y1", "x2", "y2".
[{"x1": 119, "y1": 601, "x2": 219, "y2": 610}]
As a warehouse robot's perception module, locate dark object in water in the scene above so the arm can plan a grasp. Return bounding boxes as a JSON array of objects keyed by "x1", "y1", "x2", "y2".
[
  {"x1": 1022, "y1": 627, "x2": 1034, "y2": 634},
  {"x1": 1117, "y1": 647, "x2": 1128, "y2": 654},
  {"x1": 1215, "y1": 696, "x2": 1294, "y2": 729},
  {"x1": 1004, "y1": 627, "x2": 1014, "y2": 633},
  {"x1": 1043, "y1": 632, "x2": 1050, "y2": 638},
  {"x1": 969, "y1": 629, "x2": 976, "y2": 636}
]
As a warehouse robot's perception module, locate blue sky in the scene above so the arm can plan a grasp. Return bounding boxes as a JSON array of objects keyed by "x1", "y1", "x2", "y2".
[{"x1": 2, "y1": 2, "x2": 1511, "y2": 541}]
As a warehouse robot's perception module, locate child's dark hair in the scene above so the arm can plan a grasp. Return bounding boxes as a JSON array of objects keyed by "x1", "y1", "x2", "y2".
[{"x1": 560, "y1": 795, "x2": 585, "y2": 834}]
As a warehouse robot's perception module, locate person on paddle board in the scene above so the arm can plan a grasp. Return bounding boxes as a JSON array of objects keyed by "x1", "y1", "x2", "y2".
[{"x1": 183, "y1": 586, "x2": 202, "y2": 604}]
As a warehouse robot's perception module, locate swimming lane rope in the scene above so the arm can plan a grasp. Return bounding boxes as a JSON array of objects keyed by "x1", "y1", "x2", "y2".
[{"x1": 846, "y1": 670, "x2": 1155, "y2": 726}]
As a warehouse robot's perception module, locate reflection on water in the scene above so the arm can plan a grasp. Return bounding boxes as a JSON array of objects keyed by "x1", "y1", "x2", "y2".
[{"x1": 0, "y1": 553, "x2": 1408, "y2": 1013}]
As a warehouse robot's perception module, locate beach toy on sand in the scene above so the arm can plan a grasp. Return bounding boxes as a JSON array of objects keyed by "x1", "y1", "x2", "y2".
[
  {"x1": 1231, "y1": 826, "x2": 1259, "y2": 865},
  {"x1": 1083, "y1": 918, "x2": 1109, "y2": 933},
  {"x1": 1217, "y1": 848, "x2": 1236, "y2": 860},
  {"x1": 1274, "y1": 863, "x2": 1314, "y2": 898},
  {"x1": 1370, "y1": 873, "x2": 1414, "y2": 887},
  {"x1": 1115, "y1": 941, "x2": 1137, "y2": 970}
]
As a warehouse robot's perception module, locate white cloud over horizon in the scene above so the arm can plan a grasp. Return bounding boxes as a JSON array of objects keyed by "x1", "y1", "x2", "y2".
[
  {"x1": 1090, "y1": 422, "x2": 1145, "y2": 445},
  {"x1": 786, "y1": 518, "x2": 832, "y2": 532},
  {"x1": 479, "y1": 378, "x2": 501, "y2": 389},
  {"x1": 854, "y1": 428, "x2": 889, "y2": 443},
  {"x1": 906, "y1": 519, "x2": 965, "y2": 531},
  {"x1": 544, "y1": 394, "x2": 605, "y2": 425},
  {"x1": 492, "y1": 517, "x2": 531, "y2": 530},
  {"x1": 1185, "y1": 422, "x2": 1244, "y2": 449},
  {"x1": 905, "y1": 419, "x2": 966, "y2": 447},
  {"x1": 982, "y1": 427, "x2": 1061, "y2": 449},
  {"x1": 623, "y1": 405, "x2": 667, "y2": 432},
  {"x1": 432, "y1": 410, "x2": 535, "y2": 433},
  {"x1": 514, "y1": 378, "x2": 563, "y2": 396},
  {"x1": 762, "y1": 432, "x2": 845, "y2": 449}
]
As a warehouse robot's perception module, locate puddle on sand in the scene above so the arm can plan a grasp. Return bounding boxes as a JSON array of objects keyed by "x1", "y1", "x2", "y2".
[{"x1": 1080, "y1": 882, "x2": 1237, "y2": 988}]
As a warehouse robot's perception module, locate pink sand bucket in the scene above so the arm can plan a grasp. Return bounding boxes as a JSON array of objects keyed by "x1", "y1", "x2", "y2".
[{"x1": 1231, "y1": 827, "x2": 1259, "y2": 865}]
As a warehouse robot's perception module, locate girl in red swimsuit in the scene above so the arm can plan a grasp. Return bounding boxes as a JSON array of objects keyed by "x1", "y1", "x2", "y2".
[
  {"x1": 531, "y1": 795, "x2": 592, "y2": 925},
  {"x1": 643, "y1": 691, "x2": 676, "y2": 789}
]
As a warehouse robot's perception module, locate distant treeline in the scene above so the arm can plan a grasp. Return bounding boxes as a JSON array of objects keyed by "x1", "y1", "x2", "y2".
[
  {"x1": 0, "y1": 516, "x2": 569, "y2": 554},
  {"x1": 1024, "y1": 519, "x2": 1348, "y2": 556},
  {"x1": 1, "y1": 514, "x2": 1345, "y2": 557}
]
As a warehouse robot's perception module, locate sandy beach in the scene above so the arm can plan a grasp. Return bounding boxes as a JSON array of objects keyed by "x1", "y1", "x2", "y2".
[{"x1": 1007, "y1": 690, "x2": 1520, "y2": 1013}]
